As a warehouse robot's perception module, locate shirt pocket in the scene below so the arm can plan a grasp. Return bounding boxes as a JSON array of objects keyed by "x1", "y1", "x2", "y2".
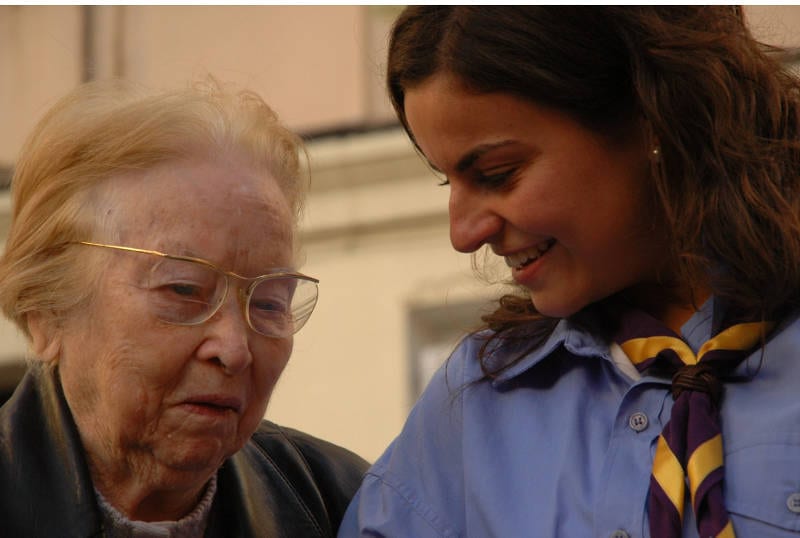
[{"x1": 725, "y1": 432, "x2": 800, "y2": 535}]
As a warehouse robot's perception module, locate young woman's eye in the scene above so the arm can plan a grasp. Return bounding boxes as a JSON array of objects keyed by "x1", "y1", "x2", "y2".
[{"x1": 476, "y1": 167, "x2": 516, "y2": 189}]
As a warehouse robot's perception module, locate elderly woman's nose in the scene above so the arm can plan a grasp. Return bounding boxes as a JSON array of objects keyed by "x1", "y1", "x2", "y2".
[{"x1": 202, "y1": 299, "x2": 254, "y2": 375}]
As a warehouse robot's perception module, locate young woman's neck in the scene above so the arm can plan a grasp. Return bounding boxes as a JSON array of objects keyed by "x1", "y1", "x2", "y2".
[{"x1": 623, "y1": 281, "x2": 711, "y2": 334}]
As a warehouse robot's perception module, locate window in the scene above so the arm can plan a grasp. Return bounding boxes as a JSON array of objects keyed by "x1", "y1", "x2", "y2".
[{"x1": 407, "y1": 300, "x2": 488, "y2": 402}]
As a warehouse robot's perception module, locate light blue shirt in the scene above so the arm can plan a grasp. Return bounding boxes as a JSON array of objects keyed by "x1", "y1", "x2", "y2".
[{"x1": 339, "y1": 300, "x2": 800, "y2": 537}]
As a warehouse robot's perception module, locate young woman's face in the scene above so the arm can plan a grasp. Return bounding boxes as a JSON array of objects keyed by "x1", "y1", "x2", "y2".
[{"x1": 404, "y1": 73, "x2": 670, "y2": 318}]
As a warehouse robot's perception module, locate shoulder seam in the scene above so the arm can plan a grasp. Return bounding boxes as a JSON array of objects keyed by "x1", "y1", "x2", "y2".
[{"x1": 368, "y1": 470, "x2": 459, "y2": 538}]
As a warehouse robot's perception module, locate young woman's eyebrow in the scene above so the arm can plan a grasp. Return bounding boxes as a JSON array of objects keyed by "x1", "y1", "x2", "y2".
[{"x1": 455, "y1": 141, "x2": 516, "y2": 173}]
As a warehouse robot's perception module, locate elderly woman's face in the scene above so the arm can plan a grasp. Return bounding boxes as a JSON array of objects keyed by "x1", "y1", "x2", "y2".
[{"x1": 53, "y1": 151, "x2": 295, "y2": 494}]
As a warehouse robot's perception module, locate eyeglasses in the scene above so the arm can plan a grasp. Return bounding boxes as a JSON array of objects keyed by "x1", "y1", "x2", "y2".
[{"x1": 73, "y1": 241, "x2": 319, "y2": 338}]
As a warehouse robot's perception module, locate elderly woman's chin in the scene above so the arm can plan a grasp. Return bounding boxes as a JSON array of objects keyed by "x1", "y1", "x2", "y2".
[
  {"x1": 161, "y1": 396, "x2": 274, "y2": 472},
  {"x1": 149, "y1": 414, "x2": 252, "y2": 474}
]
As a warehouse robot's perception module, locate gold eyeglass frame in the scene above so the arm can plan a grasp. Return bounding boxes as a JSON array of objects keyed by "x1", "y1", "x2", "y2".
[{"x1": 73, "y1": 240, "x2": 319, "y2": 337}]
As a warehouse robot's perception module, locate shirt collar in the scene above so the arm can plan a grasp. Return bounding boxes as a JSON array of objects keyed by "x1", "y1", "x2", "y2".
[
  {"x1": 487, "y1": 317, "x2": 612, "y2": 388},
  {"x1": 486, "y1": 296, "x2": 723, "y2": 388},
  {"x1": 679, "y1": 295, "x2": 715, "y2": 350}
]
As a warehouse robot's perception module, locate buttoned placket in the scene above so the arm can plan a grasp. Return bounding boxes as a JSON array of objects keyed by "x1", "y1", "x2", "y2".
[{"x1": 594, "y1": 373, "x2": 673, "y2": 538}]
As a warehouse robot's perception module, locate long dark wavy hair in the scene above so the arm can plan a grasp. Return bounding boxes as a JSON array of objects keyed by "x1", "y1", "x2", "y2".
[{"x1": 387, "y1": 6, "x2": 800, "y2": 377}]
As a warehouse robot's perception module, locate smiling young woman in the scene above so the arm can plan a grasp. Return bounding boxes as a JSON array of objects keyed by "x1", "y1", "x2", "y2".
[{"x1": 339, "y1": 7, "x2": 800, "y2": 538}]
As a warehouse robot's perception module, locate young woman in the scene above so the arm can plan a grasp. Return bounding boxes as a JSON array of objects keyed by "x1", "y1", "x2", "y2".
[{"x1": 340, "y1": 7, "x2": 800, "y2": 537}]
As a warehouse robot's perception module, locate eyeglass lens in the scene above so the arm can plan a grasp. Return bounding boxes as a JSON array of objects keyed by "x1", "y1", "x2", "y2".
[{"x1": 145, "y1": 257, "x2": 317, "y2": 337}]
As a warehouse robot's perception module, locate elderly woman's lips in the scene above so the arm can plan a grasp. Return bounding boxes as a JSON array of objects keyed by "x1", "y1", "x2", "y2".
[{"x1": 181, "y1": 396, "x2": 243, "y2": 415}]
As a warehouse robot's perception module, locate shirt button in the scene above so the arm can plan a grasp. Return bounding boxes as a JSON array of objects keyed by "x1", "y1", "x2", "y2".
[
  {"x1": 610, "y1": 530, "x2": 630, "y2": 538},
  {"x1": 628, "y1": 412, "x2": 649, "y2": 432},
  {"x1": 787, "y1": 492, "x2": 800, "y2": 513}
]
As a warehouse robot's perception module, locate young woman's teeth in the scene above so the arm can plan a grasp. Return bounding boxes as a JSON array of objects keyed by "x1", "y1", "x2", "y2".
[{"x1": 504, "y1": 239, "x2": 556, "y2": 269}]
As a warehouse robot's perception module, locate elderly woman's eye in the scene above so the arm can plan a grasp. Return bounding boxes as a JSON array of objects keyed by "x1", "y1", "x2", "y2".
[
  {"x1": 251, "y1": 297, "x2": 289, "y2": 314},
  {"x1": 170, "y1": 283, "x2": 199, "y2": 297},
  {"x1": 159, "y1": 281, "x2": 212, "y2": 304}
]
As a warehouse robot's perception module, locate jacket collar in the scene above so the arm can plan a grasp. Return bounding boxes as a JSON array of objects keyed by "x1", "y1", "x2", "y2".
[
  {"x1": 0, "y1": 366, "x2": 104, "y2": 537},
  {"x1": 0, "y1": 365, "x2": 352, "y2": 538}
]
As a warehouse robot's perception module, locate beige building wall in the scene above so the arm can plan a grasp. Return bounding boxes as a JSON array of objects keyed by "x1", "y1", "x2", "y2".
[
  {"x1": 0, "y1": 6, "x2": 83, "y2": 165},
  {"x1": 1, "y1": 6, "x2": 800, "y2": 462},
  {"x1": 0, "y1": 5, "x2": 397, "y2": 164}
]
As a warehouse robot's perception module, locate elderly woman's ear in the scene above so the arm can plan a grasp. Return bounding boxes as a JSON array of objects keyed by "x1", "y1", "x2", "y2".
[{"x1": 26, "y1": 312, "x2": 62, "y2": 363}]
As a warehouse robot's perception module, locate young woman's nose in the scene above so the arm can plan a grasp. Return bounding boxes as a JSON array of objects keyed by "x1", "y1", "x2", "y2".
[{"x1": 448, "y1": 183, "x2": 503, "y2": 253}]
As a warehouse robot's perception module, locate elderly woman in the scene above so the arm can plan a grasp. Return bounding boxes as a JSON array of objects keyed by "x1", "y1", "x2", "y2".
[{"x1": 0, "y1": 80, "x2": 367, "y2": 537}]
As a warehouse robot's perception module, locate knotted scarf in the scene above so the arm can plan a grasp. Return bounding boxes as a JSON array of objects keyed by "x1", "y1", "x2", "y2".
[{"x1": 614, "y1": 309, "x2": 772, "y2": 538}]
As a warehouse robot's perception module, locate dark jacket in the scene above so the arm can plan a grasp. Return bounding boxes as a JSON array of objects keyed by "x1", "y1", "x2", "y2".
[{"x1": 0, "y1": 367, "x2": 369, "y2": 537}]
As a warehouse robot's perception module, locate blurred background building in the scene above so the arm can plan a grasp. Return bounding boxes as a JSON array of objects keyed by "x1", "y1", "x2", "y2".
[{"x1": 1, "y1": 5, "x2": 799, "y2": 462}]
